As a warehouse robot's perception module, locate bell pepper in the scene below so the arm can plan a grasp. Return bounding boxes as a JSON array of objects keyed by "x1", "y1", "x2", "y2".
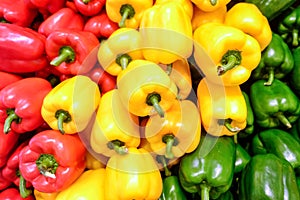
[
  {"x1": 0, "y1": 23, "x2": 48, "y2": 74},
  {"x1": 24, "y1": 0, "x2": 67, "y2": 14},
  {"x1": 45, "y1": 29, "x2": 99, "y2": 75},
  {"x1": 0, "y1": 169, "x2": 11, "y2": 191},
  {"x1": 154, "y1": 0, "x2": 194, "y2": 20},
  {"x1": 83, "y1": 10, "x2": 119, "y2": 39},
  {"x1": 97, "y1": 28, "x2": 143, "y2": 76},
  {"x1": 145, "y1": 99, "x2": 201, "y2": 159},
  {"x1": 178, "y1": 134, "x2": 236, "y2": 200},
  {"x1": 197, "y1": 78, "x2": 247, "y2": 136},
  {"x1": 289, "y1": 46, "x2": 300, "y2": 95},
  {"x1": 18, "y1": 130, "x2": 86, "y2": 193},
  {"x1": 38, "y1": 7, "x2": 85, "y2": 37},
  {"x1": 117, "y1": 59, "x2": 178, "y2": 117},
  {"x1": 249, "y1": 79, "x2": 300, "y2": 129},
  {"x1": 277, "y1": 5, "x2": 300, "y2": 47},
  {"x1": 105, "y1": 0, "x2": 153, "y2": 28},
  {"x1": 234, "y1": 143, "x2": 251, "y2": 174},
  {"x1": 139, "y1": 1, "x2": 193, "y2": 65},
  {"x1": 191, "y1": 0, "x2": 231, "y2": 12},
  {"x1": 41, "y1": 75, "x2": 101, "y2": 134},
  {"x1": 85, "y1": 151, "x2": 106, "y2": 169},
  {"x1": 0, "y1": 77, "x2": 52, "y2": 134},
  {"x1": 74, "y1": 0, "x2": 105, "y2": 16},
  {"x1": 34, "y1": 190, "x2": 58, "y2": 200},
  {"x1": 193, "y1": 22, "x2": 261, "y2": 86},
  {"x1": 224, "y1": 2, "x2": 272, "y2": 51},
  {"x1": 90, "y1": 89, "x2": 140, "y2": 157},
  {"x1": 0, "y1": 187, "x2": 35, "y2": 200},
  {"x1": 56, "y1": 168, "x2": 105, "y2": 200},
  {"x1": 104, "y1": 147, "x2": 163, "y2": 199},
  {"x1": 238, "y1": 153, "x2": 300, "y2": 199},
  {"x1": 0, "y1": 72, "x2": 23, "y2": 92},
  {"x1": 159, "y1": 175, "x2": 187, "y2": 200}
]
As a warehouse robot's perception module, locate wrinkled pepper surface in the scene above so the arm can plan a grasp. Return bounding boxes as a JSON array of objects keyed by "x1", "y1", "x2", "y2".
[
  {"x1": 74, "y1": 0, "x2": 105, "y2": 16},
  {"x1": 191, "y1": 0, "x2": 231, "y2": 12}
]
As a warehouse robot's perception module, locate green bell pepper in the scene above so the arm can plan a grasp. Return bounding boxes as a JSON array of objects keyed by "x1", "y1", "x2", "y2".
[
  {"x1": 249, "y1": 78, "x2": 300, "y2": 129},
  {"x1": 239, "y1": 153, "x2": 300, "y2": 200},
  {"x1": 234, "y1": 143, "x2": 251, "y2": 174},
  {"x1": 251, "y1": 33, "x2": 294, "y2": 86},
  {"x1": 289, "y1": 117, "x2": 300, "y2": 143},
  {"x1": 215, "y1": 190, "x2": 234, "y2": 200},
  {"x1": 178, "y1": 134, "x2": 236, "y2": 200},
  {"x1": 251, "y1": 128, "x2": 300, "y2": 170},
  {"x1": 159, "y1": 176, "x2": 187, "y2": 200},
  {"x1": 289, "y1": 46, "x2": 300, "y2": 95}
]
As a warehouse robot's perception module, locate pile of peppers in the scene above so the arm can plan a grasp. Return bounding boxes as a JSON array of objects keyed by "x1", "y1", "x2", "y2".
[{"x1": 1, "y1": 0, "x2": 300, "y2": 199}]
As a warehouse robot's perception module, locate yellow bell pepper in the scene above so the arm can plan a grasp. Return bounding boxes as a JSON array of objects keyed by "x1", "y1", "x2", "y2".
[
  {"x1": 139, "y1": 1, "x2": 193, "y2": 65},
  {"x1": 224, "y1": 2, "x2": 272, "y2": 51},
  {"x1": 34, "y1": 190, "x2": 58, "y2": 200},
  {"x1": 117, "y1": 59, "x2": 178, "y2": 117},
  {"x1": 55, "y1": 169, "x2": 106, "y2": 200},
  {"x1": 145, "y1": 99, "x2": 201, "y2": 159},
  {"x1": 85, "y1": 151, "x2": 106, "y2": 169},
  {"x1": 192, "y1": 0, "x2": 231, "y2": 12},
  {"x1": 97, "y1": 28, "x2": 143, "y2": 76},
  {"x1": 105, "y1": 0, "x2": 153, "y2": 28},
  {"x1": 90, "y1": 89, "x2": 140, "y2": 157},
  {"x1": 41, "y1": 75, "x2": 101, "y2": 134},
  {"x1": 154, "y1": 0, "x2": 194, "y2": 20},
  {"x1": 105, "y1": 147, "x2": 163, "y2": 200},
  {"x1": 197, "y1": 78, "x2": 247, "y2": 136},
  {"x1": 193, "y1": 22, "x2": 261, "y2": 86}
]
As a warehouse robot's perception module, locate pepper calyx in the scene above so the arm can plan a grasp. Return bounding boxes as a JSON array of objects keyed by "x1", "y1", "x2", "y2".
[
  {"x1": 36, "y1": 154, "x2": 59, "y2": 179},
  {"x1": 55, "y1": 109, "x2": 72, "y2": 134},
  {"x1": 162, "y1": 134, "x2": 179, "y2": 160},
  {"x1": 107, "y1": 139, "x2": 128, "y2": 155},
  {"x1": 4, "y1": 109, "x2": 21, "y2": 134},
  {"x1": 217, "y1": 50, "x2": 242, "y2": 76},
  {"x1": 146, "y1": 92, "x2": 164, "y2": 118},
  {"x1": 50, "y1": 46, "x2": 75, "y2": 66},
  {"x1": 218, "y1": 118, "x2": 241, "y2": 132},
  {"x1": 119, "y1": 4, "x2": 135, "y2": 28},
  {"x1": 116, "y1": 53, "x2": 132, "y2": 70}
]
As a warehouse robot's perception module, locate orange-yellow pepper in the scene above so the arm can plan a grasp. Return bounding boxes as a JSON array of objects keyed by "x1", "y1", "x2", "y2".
[
  {"x1": 193, "y1": 22, "x2": 261, "y2": 86},
  {"x1": 224, "y1": 2, "x2": 272, "y2": 51},
  {"x1": 34, "y1": 190, "x2": 58, "y2": 200},
  {"x1": 154, "y1": 0, "x2": 194, "y2": 19},
  {"x1": 85, "y1": 151, "x2": 106, "y2": 169},
  {"x1": 197, "y1": 78, "x2": 247, "y2": 136},
  {"x1": 192, "y1": 0, "x2": 231, "y2": 12}
]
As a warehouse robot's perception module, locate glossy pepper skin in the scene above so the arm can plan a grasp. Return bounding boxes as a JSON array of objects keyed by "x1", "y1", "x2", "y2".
[
  {"x1": 154, "y1": 0, "x2": 194, "y2": 20},
  {"x1": 289, "y1": 46, "x2": 300, "y2": 95},
  {"x1": 24, "y1": 0, "x2": 66, "y2": 14},
  {"x1": 159, "y1": 176, "x2": 187, "y2": 200},
  {"x1": 0, "y1": 169, "x2": 11, "y2": 191},
  {"x1": 0, "y1": 23, "x2": 48, "y2": 73},
  {"x1": 191, "y1": 0, "x2": 231, "y2": 12},
  {"x1": 0, "y1": 72, "x2": 22, "y2": 91},
  {"x1": 19, "y1": 130, "x2": 86, "y2": 193},
  {"x1": 239, "y1": 153, "x2": 300, "y2": 200},
  {"x1": 74, "y1": 0, "x2": 105, "y2": 16},
  {"x1": 179, "y1": 135, "x2": 236, "y2": 200},
  {"x1": 0, "y1": 78, "x2": 52, "y2": 134},
  {"x1": 197, "y1": 78, "x2": 247, "y2": 136},
  {"x1": 41, "y1": 75, "x2": 101, "y2": 134},
  {"x1": 0, "y1": 187, "x2": 35, "y2": 200},
  {"x1": 193, "y1": 22, "x2": 261, "y2": 86},
  {"x1": 251, "y1": 33, "x2": 294, "y2": 86},
  {"x1": 249, "y1": 79, "x2": 300, "y2": 129},
  {"x1": 234, "y1": 143, "x2": 251, "y2": 174},
  {"x1": 45, "y1": 30, "x2": 99, "y2": 75},
  {"x1": 33, "y1": 190, "x2": 58, "y2": 200}
]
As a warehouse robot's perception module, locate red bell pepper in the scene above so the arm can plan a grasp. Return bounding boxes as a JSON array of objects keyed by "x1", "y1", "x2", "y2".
[
  {"x1": 74, "y1": 0, "x2": 105, "y2": 16},
  {"x1": 46, "y1": 30, "x2": 100, "y2": 75},
  {"x1": 0, "y1": 187, "x2": 35, "y2": 200},
  {"x1": 24, "y1": 0, "x2": 67, "y2": 14},
  {"x1": 0, "y1": 72, "x2": 22, "y2": 91},
  {"x1": 0, "y1": 0, "x2": 38, "y2": 27},
  {"x1": 0, "y1": 23, "x2": 48, "y2": 74},
  {"x1": 83, "y1": 10, "x2": 119, "y2": 38},
  {"x1": 18, "y1": 130, "x2": 86, "y2": 193},
  {"x1": 0, "y1": 77, "x2": 52, "y2": 134},
  {"x1": 0, "y1": 169, "x2": 11, "y2": 191},
  {"x1": 38, "y1": 7, "x2": 85, "y2": 37}
]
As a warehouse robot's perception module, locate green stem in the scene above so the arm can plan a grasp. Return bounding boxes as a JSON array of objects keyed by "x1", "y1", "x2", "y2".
[
  {"x1": 116, "y1": 54, "x2": 132, "y2": 70},
  {"x1": 82, "y1": 0, "x2": 90, "y2": 4},
  {"x1": 0, "y1": 18, "x2": 7, "y2": 23},
  {"x1": 162, "y1": 134, "x2": 179, "y2": 160},
  {"x1": 274, "y1": 112, "x2": 292, "y2": 128},
  {"x1": 200, "y1": 184, "x2": 211, "y2": 200},
  {"x1": 218, "y1": 119, "x2": 241, "y2": 132},
  {"x1": 50, "y1": 46, "x2": 75, "y2": 66},
  {"x1": 19, "y1": 175, "x2": 32, "y2": 198},
  {"x1": 107, "y1": 140, "x2": 128, "y2": 155},
  {"x1": 55, "y1": 110, "x2": 72, "y2": 134},
  {"x1": 292, "y1": 29, "x2": 299, "y2": 47},
  {"x1": 146, "y1": 93, "x2": 164, "y2": 118},
  {"x1": 233, "y1": 134, "x2": 238, "y2": 144},
  {"x1": 217, "y1": 50, "x2": 242, "y2": 76},
  {"x1": 264, "y1": 68, "x2": 274, "y2": 86},
  {"x1": 165, "y1": 64, "x2": 173, "y2": 76},
  {"x1": 36, "y1": 154, "x2": 59, "y2": 178},
  {"x1": 119, "y1": 4, "x2": 136, "y2": 28},
  {"x1": 4, "y1": 109, "x2": 21, "y2": 134},
  {"x1": 210, "y1": 0, "x2": 217, "y2": 6},
  {"x1": 156, "y1": 155, "x2": 172, "y2": 177}
]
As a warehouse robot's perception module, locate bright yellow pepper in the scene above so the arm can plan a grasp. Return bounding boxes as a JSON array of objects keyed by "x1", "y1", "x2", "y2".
[
  {"x1": 117, "y1": 59, "x2": 178, "y2": 117},
  {"x1": 154, "y1": 0, "x2": 194, "y2": 20},
  {"x1": 85, "y1": 151, "x2": 106, "y2": 169},
  {"x1": 90, "y1": 89, "x2": 140, "y2": 157},
  {"x1": 106, "y1": 0, "x2": 153, "y2": 28},
  {"x1": 224, "y1": 2, "x2": 272, "y2": 51},
  {"x1": 139, "y1": 1, "x2": 193, "y2": 65},
  {"x1": 144, "y1": 99, "x2": 201, "y2": 159},
  {"x1": 41, "y1": 75, "x2": 101, "y2": 134},
  {"x1": 105, "y1": 147, "x2": 163, "y2": 200},
  {"x1": 193, "y1": 22, "x2": 261, "y2": 86},
  {"x1": 97, "y1": 28, "x2": 143, "y2": 76},
  {"x1": 197, "y1": 78, "x2": 247, "y2": 136},
  {"x1": 55, "y1": 169, "x2": 106, "y2": 200},
  {"x1": 34, "y1": 190, "x2": 58, "y2": 200},
  {"x1": 192, "y1": 0, "x2": 231, "y2": 12}
]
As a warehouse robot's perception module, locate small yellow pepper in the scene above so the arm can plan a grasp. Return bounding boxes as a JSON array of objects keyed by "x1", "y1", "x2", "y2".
[
  {"x1": 192, "y1": 0, "x2": 231, "y2": 12},
  {"x1": 224, "y1": 2, "x2": 272, "y2": 51},
  {"x1": 105, "y1": 147, "x2": 163, "y2": 200},
  {"x1": 97, "y1": 28, "x2": 143, "y2": 76},
  {"x1": 85, "y1": 151, "x2": 106, "y2": 169},
  {"x1": 105, "y1": 0, "x2": 153, "y2": 28},
  {"x1": 154, "y1": 0, "x2": 194, "y2": 19},
  {"x1": 41, "y1": 75, "x2": 101, "y2": 134},
  {"x1": 197, "y1": 78, "x2": 247, "y2": 136},
  {"x1": 90, "y1": 89, "x2": 140, "y2": 157},
  {"x1": 56, "y1": 169, "x2": 106, "y2": 200},
  {"x1": 34, "y1": 190, "x2": 58, "y2": 200},
  {"x1": 193, "y1": 22, "x2": 261, "y2": 86}
]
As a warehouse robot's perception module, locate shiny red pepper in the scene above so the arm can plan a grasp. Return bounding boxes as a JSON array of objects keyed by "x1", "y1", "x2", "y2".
[
  {"x1": 0, "y1": 78, "x2": 52, "y2": 134},
  {"x1": 0, "y1": 169, "x2": 12, "y2": 191},
  {"x1": 74, "y1": 0, "x2": 106, "y2": 16},
  {"x1": 0, "y1": 187, "x2": 35, "y2": 200},
  {"x1": 24, "y1": 0, "x2": 67, "y2": 14},
  {"x1": 0, "y1": 72, "x2": 22, "y2": 91}
]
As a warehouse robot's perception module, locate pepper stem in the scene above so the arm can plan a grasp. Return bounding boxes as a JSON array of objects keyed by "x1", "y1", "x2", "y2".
[
  {"x1": 264, "y1": 68, "x2": 274, "y2": 86},
  {"x1": 82, "y1": 0, "x2": 90, "y2": 4},
  {"x1": 50, "y1": 46, "x2": 75, "y2": 67},
  {"x1": 4, "y1": 109, "x2": 21, "y2": 134},
  {"x1": 200, "y1": 184, "x2": 211, "y2": 200},
  {"x1": 119, "y1": 4, "x2": 135, "y2": 28},
  {"x1": 36, "y1": 154, "x2": 59, "y2": 178},
  {"x1": 116, "y1": 54, "x2": 132, "y2": 70},
  {"x1": 210, "y1": 0, "x2": 217, "y2": 6},
  {"x1": 146, "y1": 93, "x2": 164, "y2": 118},
  {"x1": 218, "y1": 119, "x2": 241, "y2": 132},
  {"x1": 162, "y1": 134, "x2": 179, "y2": 159},
  {"x1": 0, "y1": 18, "x2": 7, "y2": 23},
  {"x1": 274, "y1": 112, "x2": 292, "y2": 128},
  {"x1": 19, "y1": 175, "x2": 32, "y2": 198},
  {"x1": 156, "y1": 155, "x2": 172, "y2": 177},
  {"x1": 217, "y1": 50, "x2": 242, "y2": 76},
  {"x1": 107, "y1": 140, "x2": 128, "y2": 155},
  {"x1": 55, "y1": 109, "x2": 72, "y2": 134},
  {"x1": 292, "y1": 29, "x2": 299, "y2": 47},
  {"x1": 165, "y1": 64, "x2": 173, "y2": 76}
]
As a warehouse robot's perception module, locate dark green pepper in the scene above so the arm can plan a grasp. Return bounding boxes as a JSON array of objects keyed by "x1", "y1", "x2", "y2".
[
  {"x1": 159, "y1": 176, "x2": 187, "y2": 200},
  {"x1": 215, "y1": 190, "x2": 234, "y2": 200},
  {"x1": 289, "y1": 117, "x2": 300, "y2": 143},
  {"x1": 250, "y1": 78, "x2": 300, "y2": 129},
  {"x1": 178, "y1": 134, "x2": 236, "y2": 200},
  {"x1": 239, "y1": 153, "x2": 300, "y2": 200},
  {"x1": 251, "y1": 33, "x2": 294, "y2": 86},
  {"x1": 234, "y1": 143, "x2": 251, "y2": 174},
  {"x1": 289, "y1": 46, "x2": 300, "y2": 95}
]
